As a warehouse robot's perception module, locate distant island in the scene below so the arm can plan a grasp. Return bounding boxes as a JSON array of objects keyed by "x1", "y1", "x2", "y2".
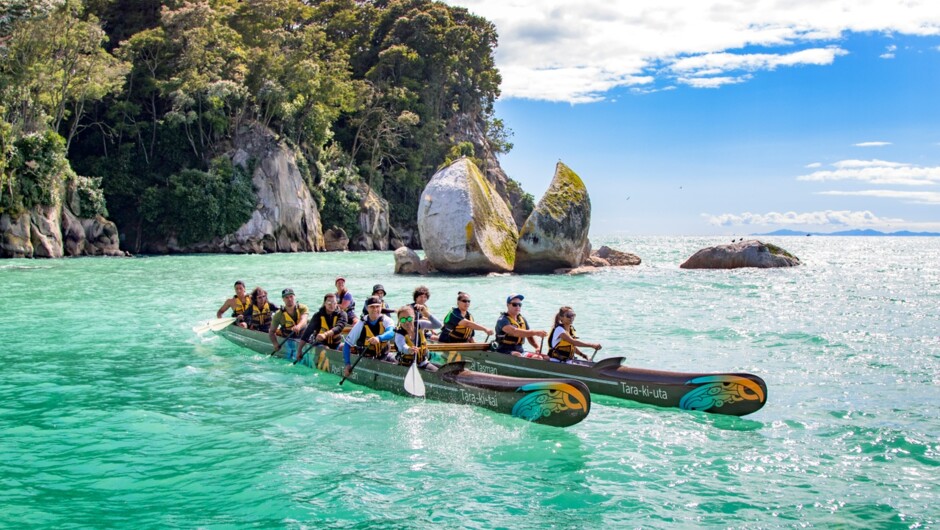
[{"x1": 755, "y1": 229, "x2": 940, "y2": 237}]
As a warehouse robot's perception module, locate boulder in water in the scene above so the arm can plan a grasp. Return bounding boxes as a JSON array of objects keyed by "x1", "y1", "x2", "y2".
[
  {"x1": 680, "y1": 239, "x2": 800, "y2": 269},
  {"x1": 514, "y1": 162, "x2": 592, "y2": 273},
  {"x1": 417, "y1": 158, "x2": 518, "y2": 273}
]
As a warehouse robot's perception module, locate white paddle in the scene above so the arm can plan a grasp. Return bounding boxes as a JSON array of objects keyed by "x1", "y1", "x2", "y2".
[
  {"x1": 192, "y1": 317, "x2": 236, "y2": 334},
  {"x1": 404, "y1": 318, "x2": 426, "y2": 397}
]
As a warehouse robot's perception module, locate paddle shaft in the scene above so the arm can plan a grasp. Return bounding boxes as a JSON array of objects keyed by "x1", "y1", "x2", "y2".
[
  {"x1": 339, "y1": 352, "x2": 366, "y2": 385},
  {"x1": 292, "y1": 340, "x2": 320, "y2": 365}
]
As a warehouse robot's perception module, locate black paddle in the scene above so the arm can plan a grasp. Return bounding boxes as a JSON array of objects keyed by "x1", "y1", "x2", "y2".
[
  {"x1": 269, "y1": 335, "x2": 290, "y2": 357},
  {"x1": 339, "y1": 350, "x2": 366, "y2": 385},
  {"x1": 292, "y1": 340, "x2": 320, "y2": 365}
]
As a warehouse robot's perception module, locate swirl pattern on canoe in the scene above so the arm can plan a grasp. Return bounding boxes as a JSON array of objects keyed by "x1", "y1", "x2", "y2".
[
  {"x1": 679, "y1": 375, "x2": 766, "y2": 411},
  {"x1": 511, "y1": 382, "x2": 588, "y2": 422}
]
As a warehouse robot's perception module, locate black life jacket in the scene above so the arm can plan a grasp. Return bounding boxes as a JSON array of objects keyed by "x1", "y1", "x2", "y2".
[{"x1": 439, "y1": 308, "x2": 474, "y2": 342}]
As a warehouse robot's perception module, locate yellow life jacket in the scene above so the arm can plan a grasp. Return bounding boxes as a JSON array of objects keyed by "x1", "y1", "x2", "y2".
[
  {"x1": 497, "y1": 313, "x2": 528, "y2": 346},
  {"x1": 440, "y1": 308, "x2": 474, "y2": 342},
  {"x1": 248, "y1": 302, "x2": 272, "y2": 330},
  {"x1": 318, "y1": 313, "x2": 343, "y2": 348},
  {"x1": 548, "y1": 324, "x2": 578, "y2": 362},
  {"x1": 232, "y1": 295, "x2": 250, "y2": 317},
  {"x1": 395, "y1": 327, "x2": 428, "y2": 366},
  {"x1": 355, "y1": 319, "x2": 389, "y2": 357},
  {"x1": 276, "y1": 306, "x2": 304, "y2": 337}
]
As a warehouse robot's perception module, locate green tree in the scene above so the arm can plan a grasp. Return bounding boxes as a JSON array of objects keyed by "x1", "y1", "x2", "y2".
[{"x1": 0, "y1": 0, "x2": 129, "y2": 148}]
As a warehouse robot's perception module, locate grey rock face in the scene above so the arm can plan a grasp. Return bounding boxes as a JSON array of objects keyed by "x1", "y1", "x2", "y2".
[
  {"x1": 514, "y1": 162, "x2": 591, "y2": 273},
  {"x1": 680, "y1": 240, "x2": 800, "y2": 269},
  {"x1": 417, "y1": 158, "x2": 518, "y2": 273}
]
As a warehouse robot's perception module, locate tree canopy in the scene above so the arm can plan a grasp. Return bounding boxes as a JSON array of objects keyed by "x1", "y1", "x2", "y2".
[{"x1": 0, "y1": 0, "x2": 524, "y2": 251}]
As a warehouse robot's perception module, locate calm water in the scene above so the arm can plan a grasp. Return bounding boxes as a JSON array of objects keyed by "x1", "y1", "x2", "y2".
[{"x1": 1, "y1": 236, "x2": 938, "y2": 528}]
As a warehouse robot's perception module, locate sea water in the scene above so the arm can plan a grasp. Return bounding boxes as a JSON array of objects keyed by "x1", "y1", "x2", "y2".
[{"x1": 1, "y1": 236, "x2": 937, "y2": 528}]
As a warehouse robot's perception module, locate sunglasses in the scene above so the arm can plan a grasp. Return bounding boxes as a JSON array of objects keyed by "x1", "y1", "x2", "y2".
[
  {"x1": 510, "y1": 302, "x2": 522, "y2": 307},
  {"x1": 458, "y1": 299, "x2": 471, "y2": 303},
  {"x1": 399, "y1": 316, "x2": 414, "y2": 323},
  {"x1": 565, "y1": 313, "x2": 576, "y2": 318}
]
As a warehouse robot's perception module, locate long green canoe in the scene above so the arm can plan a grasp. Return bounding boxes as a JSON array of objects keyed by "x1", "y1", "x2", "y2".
[
  {"x1": 214, "y1": 326, "x2": 592, "y2": 428},
  {"x1": 429, "y1": 347, "x2": 767, "y2": 416}
]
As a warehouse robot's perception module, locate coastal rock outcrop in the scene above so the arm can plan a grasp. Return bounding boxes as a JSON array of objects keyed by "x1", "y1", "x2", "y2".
[
  {"x1": 393, "y1": 246, "x2": 433, "y2": 274},
  {"x1": 417, "y1": 158, "x2": 518, "y2": 273},
  {"x1": 222, "y1": 126, "x2": 324, "y2": 253},
  {"x1": 323, "y1": 227, "x2": 349, "y2": 251},
  {"x1": 680, "y1": 240, "x2": 800, "y2": 269},
  {"x1": 595, "y1": 245, "x2": 641, "y2": 266},
  {"x1": 355, "y1": 182, "x2": 390, "y2": 251},
  {"x1": 514, "y1": 162, "x2": 591, "y2": 273},
  {"x1": 1, "y1": 184, "x2": 123, "y2": 259}
]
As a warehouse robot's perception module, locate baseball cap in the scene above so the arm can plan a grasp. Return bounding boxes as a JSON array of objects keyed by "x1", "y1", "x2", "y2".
[
  {"x1": 506, "y1": 293, "x2": 524, "y2": 304},
  {"x1": 335, "y1": 276, "x2": 346, "y2": 283},
  {"x1": 282, "y1": 288, "x2": 295, "y2": 297},
  {"x1": 365, "y1": 296, "x2": 383, "y2": 306}
]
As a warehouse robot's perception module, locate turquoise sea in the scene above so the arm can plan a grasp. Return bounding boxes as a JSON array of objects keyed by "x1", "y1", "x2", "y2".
[{"x1": 1, "y1": 236, "x2": 938, "y2": 528}]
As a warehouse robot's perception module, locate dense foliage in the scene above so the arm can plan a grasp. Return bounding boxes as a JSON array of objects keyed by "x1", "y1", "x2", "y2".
[{"x1": 0, "y1": 0, "x2": 524, "y2": 251}]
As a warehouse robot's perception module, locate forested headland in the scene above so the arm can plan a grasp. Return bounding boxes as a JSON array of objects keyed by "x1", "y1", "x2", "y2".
[{"x1": 0, "y1": 0, "x2": 533, "y2": 256}]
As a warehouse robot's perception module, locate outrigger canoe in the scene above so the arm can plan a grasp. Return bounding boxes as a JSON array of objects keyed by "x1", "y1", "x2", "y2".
[
  {"x1": 214, "y1": 326, "x2": 592, "y2": 428},
  {"x1": 429, "y1": 346, "x2": 767, "y2": 416}
]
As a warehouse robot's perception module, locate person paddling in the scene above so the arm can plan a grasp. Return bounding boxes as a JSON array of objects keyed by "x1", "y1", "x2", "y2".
[
  {"x1": 342, "y1": 296, "x2": 396, "y2": 377},
  {"x1": 361, "y1": 284, "x2": 394, "y2": 317},
  {"x1": 335, "y1": 276, "x2": 358, "y2": 325},
  {"x1": 244, "y1": 287, "x2": 278, "y2": 333},
  {"x1": 546, "y1": 306, "x2": 601, "y2": 363},
  {"x1": 393, "y1": 306, "x2": 439, "y2": 373},
  {"x1": 438, "y1": 291, "x2": 493, "y2": 343},
  {"x1": 494, "y1": 294, "x2": 548, "y2": 358},
  {"x1": 216, "y1": 280, "x2": 251, "y2": 327},
  {"x1": 268, "y1": 288, "x2": 309, "y2": 361},
  {"x1": 409, "y1": 285, "x2": 442, "y2": 340},
  {"x1": 297, "y1": 293, "x2": 347, "y2": 361}
]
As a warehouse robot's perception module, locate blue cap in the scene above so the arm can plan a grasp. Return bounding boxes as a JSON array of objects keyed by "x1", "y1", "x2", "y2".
[{"x1": 506, "y1": 293, "x2": 524, "y2": 304}]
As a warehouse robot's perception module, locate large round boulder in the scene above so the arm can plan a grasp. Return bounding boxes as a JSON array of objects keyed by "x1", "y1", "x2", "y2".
[
  {"x1": 417, "y1": 158, "x2": 518, "y2": 273},
  {"x1": 515, "y1": 162, "x2": 591, "y2": 273},
  {"x1": 680, "y1": 240, "x2": 801, "y2": 269}
]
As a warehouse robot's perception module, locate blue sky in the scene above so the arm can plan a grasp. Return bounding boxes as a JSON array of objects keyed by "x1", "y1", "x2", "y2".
[{"x1": 447, "y1": 1, "x2": 940, "y2": 235}]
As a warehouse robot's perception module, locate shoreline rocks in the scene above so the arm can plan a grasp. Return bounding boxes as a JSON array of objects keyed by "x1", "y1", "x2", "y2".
[{"x1": 680, "y1": 239, "x2": 800, "y2": 269}]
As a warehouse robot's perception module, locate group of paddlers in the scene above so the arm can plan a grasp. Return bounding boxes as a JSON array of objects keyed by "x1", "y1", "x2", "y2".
[{"x1": 216, "y1": 277, "x2": 603, "y2": 377}]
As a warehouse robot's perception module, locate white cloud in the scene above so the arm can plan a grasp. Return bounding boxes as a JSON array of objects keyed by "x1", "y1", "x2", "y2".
[
  {"x1": 704, "y1": 210, "x2": 903, "y2": 227},
  {"x1": 818, "y1": 190, "x2": 940, "y2": 204},
  {"x1": 704, "y1": 209, "x2": 940, "y2": 231},
  {"x1": 805, "y1": 162, "x2": 823, "y2": 168},
  {"x1": 854, "y1": 141, "x2": 892, "y2": 147},
  {"x1": 880, "y1": 44, "x2": 898, "y2": 58},
  {"x1": 797, "y1": 160, "x2": 940, "y2": 185},
  {"x1": 447, "y1": 0, "x2": 940, "y2": 103}
]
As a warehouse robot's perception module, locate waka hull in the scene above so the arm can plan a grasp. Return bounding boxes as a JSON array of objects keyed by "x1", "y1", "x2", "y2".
[
  {"x1": 215, "y1": 326, "x2": 592, "y2": 427},
  {"x1": 429, "y1": 348, "x2": 766, "y2": 416}
]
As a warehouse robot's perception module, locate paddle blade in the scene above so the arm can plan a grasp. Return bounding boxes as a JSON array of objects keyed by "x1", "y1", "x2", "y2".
[
  {"x1": 193, "y1": 317, "x2": 236, "y2": 334},
  {"x1": 404, "y1": 361, "x2": 426, "y2": 397}
]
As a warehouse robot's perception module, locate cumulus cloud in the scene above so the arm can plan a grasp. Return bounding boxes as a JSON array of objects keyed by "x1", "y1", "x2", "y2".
[
  {"x1": 854, "y1": 141, "x2": 892, "y2": 147},
  {"x1": 447, "y1": 0, "x2": 940, "y2": 103},
  {"x1": 818, "y1": 190, "x2": 940, "y2": 204},
  {"x1": 796, "y1": 159, "x2": 940, "y2": 185}
]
